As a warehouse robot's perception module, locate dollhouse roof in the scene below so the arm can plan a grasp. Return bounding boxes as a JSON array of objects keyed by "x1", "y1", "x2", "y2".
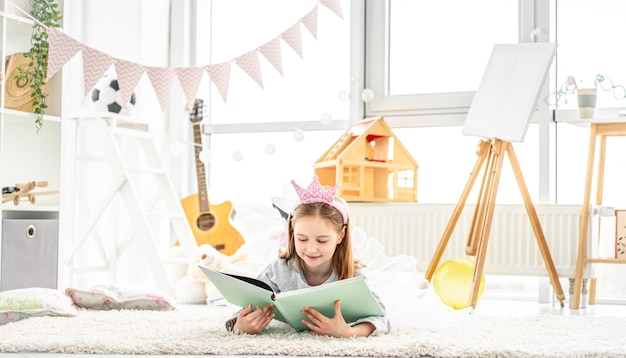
[{"x1": 316, "y1": 116, "x2": 418, "y2": 167}]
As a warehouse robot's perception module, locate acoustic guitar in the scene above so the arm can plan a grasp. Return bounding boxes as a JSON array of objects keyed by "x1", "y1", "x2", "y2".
[{"x1": 180, "y1": 99, "x2": 245, "y2": 256}]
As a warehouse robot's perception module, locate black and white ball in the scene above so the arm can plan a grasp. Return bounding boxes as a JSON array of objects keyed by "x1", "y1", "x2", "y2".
[{"x1": 88, "y1": 75, "x2": 137, "y2": 115}]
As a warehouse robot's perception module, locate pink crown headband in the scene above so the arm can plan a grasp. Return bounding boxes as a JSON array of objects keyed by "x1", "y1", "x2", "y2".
[{"x1": 291, "y1": 176, "x2": 348, "y2": 224}]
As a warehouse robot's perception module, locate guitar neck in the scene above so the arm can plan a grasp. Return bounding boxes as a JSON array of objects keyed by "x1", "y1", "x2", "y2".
[{"x1": 193, "y1": 121, "x2": 210, "y2": 212}]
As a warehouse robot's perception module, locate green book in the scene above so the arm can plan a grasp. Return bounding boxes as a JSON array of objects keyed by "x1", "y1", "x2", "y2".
[{"x1": 199, "y1": 265, "x2": 384, "y2": 331}]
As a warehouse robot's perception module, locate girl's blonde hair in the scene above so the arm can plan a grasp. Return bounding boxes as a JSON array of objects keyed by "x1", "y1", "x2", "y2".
[{"x1": 280, "y1": 197, "x2": 362, "y2": 280}]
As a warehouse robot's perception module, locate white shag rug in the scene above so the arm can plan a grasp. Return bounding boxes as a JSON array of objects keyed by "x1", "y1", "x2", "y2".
[{"x1": 0, "y1": 304, "x2": 624, "y2": 358}]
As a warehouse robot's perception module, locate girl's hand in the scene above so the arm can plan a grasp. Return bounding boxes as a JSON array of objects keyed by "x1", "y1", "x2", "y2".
[
  {"x1": 232, "y1": 303, "x2": 275, "y2": 334},
  {"x1": 301, "y1": 300, "x2": 363, "y2": 338}
]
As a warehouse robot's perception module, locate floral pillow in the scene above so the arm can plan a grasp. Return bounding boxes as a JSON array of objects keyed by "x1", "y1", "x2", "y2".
[
  {"x1": 0, "y1": 287, "x2": 78, "y2": 325},
  {"x1": 65, "y1": 284, "x2": 178, "y2": 311}
]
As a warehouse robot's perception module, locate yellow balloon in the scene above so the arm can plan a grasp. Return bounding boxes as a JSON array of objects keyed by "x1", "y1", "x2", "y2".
[{"x1": 433, "y1": 258, "x2": 485, "y2": 310}]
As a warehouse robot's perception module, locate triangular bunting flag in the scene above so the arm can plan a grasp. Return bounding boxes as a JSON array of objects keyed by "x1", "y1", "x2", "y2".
[
  {"x1": 114, "y1": 60, "x2": 145, "y2": 105},
  {"x1": 175, "y1": 66, "x2": 206, "y2": 111},
  {"x1": 146, "y1": 66, "x2": 176, "y2": 112},
  {"x1": 259, "y1": 38, "x2": 283, "y2": 76},
  {"x1": 47, "y1": 28, "x2": 83, "y2": 80},
  {"x1": 235, "y1": 51, "x2": 263, "y2": 88},
  {"x1": 320, "y1": 0, "x2": 344, "y2": 19},
  {"x1": 281, "y1": 24, "x2": 304, "y2": 59},
  {"x1": 301, "y1": 7, "x2": 318, "y2": 39},
  {"x1": 40, "y1": 0, "x2": 343, "y2": 108},
  {"x1": 205, "y1": 62, "x2": 231, "y2": 103},
  {"x1": 82, "y1": 47, "x2": 114, "y2": 96}
]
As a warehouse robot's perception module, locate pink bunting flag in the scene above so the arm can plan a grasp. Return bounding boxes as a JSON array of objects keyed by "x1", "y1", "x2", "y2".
[
  {"x1": 114, "y1": 60, "x2": 145, "y2": 106},
  {"x1": 42, "y1": 0, "x2": 342, "y2": 111},
  {"x1": 205, "y1": 62, "x2": 232, "y2": 103},
  {"x1": 146, "y1": 66, "x2": 176, "y2": 112},
  {"x1": 235, "y1": 50, "x2": 263, "y2": 89},
  {"x1": 301, "y1": 7, "x2": 318, "y2": 39},
  {"x1": 175, "y1": 66, "x2": 206, "y2": 111},
  {"x1": 281, "y1": 24, "x2": 304, "y2": 59},
  {"x1": 259, "y1": 38, "x2": 283, "y2": 76},
  {"x1": 320, "y1": 0, "x2": 344, "y2": 19},
  {"x1": 82, "y1": 47, "x2": 114, "y2": 96},
  {"x1": 47, "y1": 28, "x2": 83, "y2": 80}
]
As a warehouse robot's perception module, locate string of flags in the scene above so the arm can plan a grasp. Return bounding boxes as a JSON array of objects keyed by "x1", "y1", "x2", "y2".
[{"x1": 8, "y1": 0, "x2": 343, "y2": 113}]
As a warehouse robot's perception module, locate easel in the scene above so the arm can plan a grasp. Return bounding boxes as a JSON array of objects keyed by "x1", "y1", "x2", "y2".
[{"x1": 423, "y1": 138, "x2": 566, "y2": 309}]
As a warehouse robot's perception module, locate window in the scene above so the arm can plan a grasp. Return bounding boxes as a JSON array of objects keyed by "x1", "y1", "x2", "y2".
[
  {"x1": 365, "y1": 0, "x2": 626, "y2": 303},
  {"x1": 553, "y1": 0, "x2": 626, "y2": 203},
  {"x1": 396, "y1": 170, "x2": 414, "y2": 189},
  {"x1": 193, "y1": 0, "x2": 352, "y2": 207},
  {"x1": 205, "y1": 130, "x2": 344, "y2": 205},
  {"x1": 366, "y1": 0, "x2": 518, "y2": 123},
  {"x1": 388, "y1": 0, "x2": 518, "y2": 96},
  {"x1": 205, "y1": 0, "x2": 351, "y2": 126},
  {"x1": 365, "y1": 0, "x2": 542, "y2": 204}
]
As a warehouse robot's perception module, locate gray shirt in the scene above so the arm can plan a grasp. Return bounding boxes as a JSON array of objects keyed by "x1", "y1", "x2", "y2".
[{"x1": 256, "y1": 257, "x2": 391, "y2": 336}]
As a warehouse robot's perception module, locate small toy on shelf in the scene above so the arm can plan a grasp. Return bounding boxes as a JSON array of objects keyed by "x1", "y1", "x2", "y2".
[{"x1": 1, "y1": 180, "x2": 57, "y2": 206}]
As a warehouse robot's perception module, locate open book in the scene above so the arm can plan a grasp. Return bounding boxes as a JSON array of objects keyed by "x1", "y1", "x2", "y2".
[{"x1": 199, "y1": 266, "x2": 384, "y2": 331}]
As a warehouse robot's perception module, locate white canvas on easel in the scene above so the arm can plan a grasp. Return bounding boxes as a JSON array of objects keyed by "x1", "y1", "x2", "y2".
[{"x1": 462, "y1": 43, "x2": 557, "y2": 142}]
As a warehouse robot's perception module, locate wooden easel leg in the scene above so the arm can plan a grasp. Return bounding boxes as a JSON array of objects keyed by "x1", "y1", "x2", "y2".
[
  {"x1": 596, "y1": 136, "x2": 607, "y2": 208},
  {"x1": 468, "y1": 140, "x2": 506, "y2": 309},
  {"x1": 573, "y1": 124, "x2": 598, "y2": 309},
  {"x1": 466, "y1": 144, "x2": 494, "y2": 256},
  {"x1": 424, "y1": 140, "x2": 491, "y2": 281},
  {"x1": 506, "y1": 143, "x2": 566, "y2": 306}
]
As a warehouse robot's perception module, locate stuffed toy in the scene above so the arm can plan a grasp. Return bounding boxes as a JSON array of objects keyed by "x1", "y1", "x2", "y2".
[{"x1": 174, "y1": 244, "x2": 246, "y2": 304}]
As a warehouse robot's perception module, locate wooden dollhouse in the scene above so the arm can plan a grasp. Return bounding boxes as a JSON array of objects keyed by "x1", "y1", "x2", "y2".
[{"x1": 314, "y1": 116, "x2": 418, "y2": 202}]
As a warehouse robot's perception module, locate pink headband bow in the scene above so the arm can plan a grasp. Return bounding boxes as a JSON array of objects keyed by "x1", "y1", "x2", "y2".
[{"x1": 290, "y1": 176, "x2": 348, "y2": 224}]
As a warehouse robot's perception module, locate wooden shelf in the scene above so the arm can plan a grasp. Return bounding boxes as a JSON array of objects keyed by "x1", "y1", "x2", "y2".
[{"x1": 585, "y1": 258, "x2": 626, "y2": 264}]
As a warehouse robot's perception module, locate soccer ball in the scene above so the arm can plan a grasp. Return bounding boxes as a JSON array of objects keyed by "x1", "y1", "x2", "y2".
[{"x1": 88, "y1": 74, "x2": 137, "y2": 115}]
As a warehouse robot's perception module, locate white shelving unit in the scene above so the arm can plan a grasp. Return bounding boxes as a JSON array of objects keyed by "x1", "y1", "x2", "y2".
[
  {"x1": 0, "y1": 0, "x2": 66, "y2": 291},
  {"x1": 1, "y1": 1, "x2": 192, "y2": 293}
]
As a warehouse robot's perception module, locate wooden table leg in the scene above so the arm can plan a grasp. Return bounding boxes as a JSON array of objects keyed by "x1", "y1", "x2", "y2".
[{"x1": 572, "y1": 124, "x2": 598, "y2": 309}]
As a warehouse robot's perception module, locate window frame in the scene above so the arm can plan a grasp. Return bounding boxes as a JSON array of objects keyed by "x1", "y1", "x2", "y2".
[
  {"x1": 363, "y1": 0, "x2": 556, "y2": 203},
  {"x1": 364, "y1": 0, "x2": 473, "y2": 126},
  {"x1": 363, "y1": 1, "x2": 554, "y2": 128}
]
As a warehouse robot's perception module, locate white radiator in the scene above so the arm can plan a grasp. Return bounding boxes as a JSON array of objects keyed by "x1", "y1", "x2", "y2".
[{"x1": 349, "y1": 203, "x2": 582, "y2": 278}]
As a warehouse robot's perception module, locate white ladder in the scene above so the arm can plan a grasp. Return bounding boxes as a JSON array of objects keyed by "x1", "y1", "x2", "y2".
[{"x1": 64, "y1": 117, "x2": 196, "y2": 294}]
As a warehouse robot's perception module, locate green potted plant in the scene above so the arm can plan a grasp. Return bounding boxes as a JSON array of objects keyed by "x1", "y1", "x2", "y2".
[{"x1": 13, "y1": 0, "x2": 63, "y2": 131}]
